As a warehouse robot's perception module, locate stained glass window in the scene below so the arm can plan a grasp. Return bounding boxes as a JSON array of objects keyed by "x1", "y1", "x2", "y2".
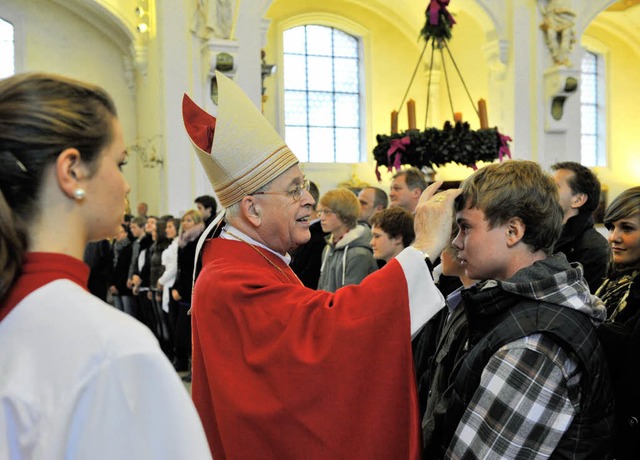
[
  {"x1": 283, "y1": 25, "x2": 361, "y2": 163},
  {"x1": 0, "y1": 18, "x2": 14, "y2": 79},
  {"x1": 581, "y1": 51, "x2": 605, "y2": 167}
]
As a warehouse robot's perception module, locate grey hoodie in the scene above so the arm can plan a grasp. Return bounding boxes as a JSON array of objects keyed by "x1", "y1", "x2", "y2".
[{"x1": 317, "y1": 224, "x2": 378, "y2": 292}]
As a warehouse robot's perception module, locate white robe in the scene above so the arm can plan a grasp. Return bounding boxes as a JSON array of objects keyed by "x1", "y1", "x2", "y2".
[{"x1": 0, "y1": 279, "x2": 211, "y2": 459}]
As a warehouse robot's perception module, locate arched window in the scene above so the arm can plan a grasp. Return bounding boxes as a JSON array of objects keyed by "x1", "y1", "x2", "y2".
[
  {"x1": 0, "y1": 18, "x2": 15, "y2": 78},
  {"x1": 282, "y1": 25, "x2": 362, "y2": 163},
  {"x1": 581, "y1": 50, "x2": 605, "y2": 167}
]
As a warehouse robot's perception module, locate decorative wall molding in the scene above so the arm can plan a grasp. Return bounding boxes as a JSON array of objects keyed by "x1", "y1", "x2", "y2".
[
  {"x1": 131, "y1": 40, "x2": 148, "y2": 77},
  {"x1": 122, "y1": 53, "x2": 136, "y2": 94},
  {"x1": 483, "y1": 38, "x2": 509, "y2": 80}
]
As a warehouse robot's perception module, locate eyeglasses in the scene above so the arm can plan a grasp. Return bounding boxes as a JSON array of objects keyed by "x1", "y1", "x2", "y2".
[
  {"x1": 317, "y1": 209, "x2": 336, "y2": 216},
  {"x1": 251, "y1": 179, "x2": 310, "y2": 202}
]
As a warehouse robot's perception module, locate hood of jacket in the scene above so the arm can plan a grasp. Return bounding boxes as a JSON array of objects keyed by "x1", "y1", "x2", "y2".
[
  {"x1": 327, "y1": 224, "x2": 372, "y2": 250},
  {"x1": 463, "y1": 253, "x2": 607, "y2": 333}
]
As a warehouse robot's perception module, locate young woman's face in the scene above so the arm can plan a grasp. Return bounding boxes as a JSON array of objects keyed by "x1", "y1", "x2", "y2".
[
  {"x1": 607, "y1": 214, "x2": 640, "y2": 268},
  {"x1": 145, "y1": 217, "x2": 156, "y2": 234},
  {"x1": 166, "y1": 221, "x2": 178, "y2": 239},
  {"x1": 83, "y1": 118, "x2": 130, "y2": 241},
  {"x1": 182, "y1": 214, "x2": 195, "y2": 231}
]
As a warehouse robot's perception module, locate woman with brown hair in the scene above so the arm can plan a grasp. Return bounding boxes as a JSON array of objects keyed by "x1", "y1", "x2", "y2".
[
  {"x1": 596, "y1": 186, "x2": 640, "y2": 460},
  {"x1": 0, "y1": 73, "x2": 210, "y2": 459}
]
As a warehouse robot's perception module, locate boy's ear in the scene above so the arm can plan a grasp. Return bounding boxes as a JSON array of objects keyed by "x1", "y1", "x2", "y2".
[{"x1": 505, "y1": 217, "x2": 526, "y2": 247}]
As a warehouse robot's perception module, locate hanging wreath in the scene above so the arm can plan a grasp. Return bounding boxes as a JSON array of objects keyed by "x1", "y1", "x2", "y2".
[
  {"x1": 373, "y1": 0, "x2": 513, "y2": 180},
  {"x1": 374, "y1": 122, "x2": 512, "y2": 180}
]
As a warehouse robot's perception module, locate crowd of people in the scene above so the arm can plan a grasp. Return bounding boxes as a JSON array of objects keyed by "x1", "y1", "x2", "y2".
[
  {"x1": 79, "y1": 198, "x2": 216, "y2": 383},
  {"x1": 1, "y1": 70, "x2": 639, "y2": 459}
]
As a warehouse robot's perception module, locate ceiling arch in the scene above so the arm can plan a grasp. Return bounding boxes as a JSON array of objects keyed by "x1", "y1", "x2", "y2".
[{"x1": 49, "y1": 0, "x2": 136, "y2": 55}]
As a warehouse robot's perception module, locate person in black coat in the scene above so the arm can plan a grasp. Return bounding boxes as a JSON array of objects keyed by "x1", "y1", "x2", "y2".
[
  {"x1": 171, "y1": 209, "x2": 205, "y2": 376},
  {"x1": 552, "y1": 161, "x2": 610, "y2": 293},
  {"x1": 83, "y1": 239, "x2": 112, "y2": 302},
  {"x1": 195, "y1": 194, "x2": 218, "y2": 228},
  {"x1": 290, "y1": 182, "x2": 328, "y2": 289},
  {"x1": 108, "y1": 223, "x2": 134, "y2": 315},
  {"x1": 130, "y1": 217, "x2": 154, "y2": 329}
]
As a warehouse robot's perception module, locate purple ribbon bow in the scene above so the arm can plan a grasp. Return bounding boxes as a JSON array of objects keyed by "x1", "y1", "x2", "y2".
[
  {"x1": 498, "y1": 132, "x2": 512, "y2": 162},
  {"x1": 388, "y1": 136, "x2": 411, "y2": 171},
  {"x1": 428, "y1": 0, "x2": 456, "y2": 27}
]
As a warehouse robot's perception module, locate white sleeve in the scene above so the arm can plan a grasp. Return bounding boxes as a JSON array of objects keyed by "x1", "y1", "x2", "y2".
[
  {"x1": 158, "y1": 244, "x2": 178, "y2": 286},
  {"x1": 64, "y1": 351, "x2": 212, "y2": 460},
  {"x1": 395, "y1": 247, "x2": 445, "y2": 338}
]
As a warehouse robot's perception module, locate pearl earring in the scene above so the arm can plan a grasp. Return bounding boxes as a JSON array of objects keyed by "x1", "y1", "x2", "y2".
[{"x1": 73, "y1": 188, "x2": 86, "y2": 200}]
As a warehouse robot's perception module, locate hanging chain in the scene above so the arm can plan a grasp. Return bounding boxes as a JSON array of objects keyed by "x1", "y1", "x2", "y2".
[
  {"x1": 397, "y1": 40, "x2": 429, "y2": 116},
  {"x1": 398, "y1": 35, "x2": 481, "y2": 127},
  {"x1": 439, "y1": 44, "x2": 456, "y2": 119},
  {"x1": 424, "y1": 39, "x2": 436, "y2": 129},
  {"x1": 443, "y1": 40, "x2": 480, "y2": 119}
]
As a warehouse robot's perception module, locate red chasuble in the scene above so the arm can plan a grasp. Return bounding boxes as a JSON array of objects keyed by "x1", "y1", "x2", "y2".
[{"x1": 191, "y1": 238, "x2": 421, "y2": 459}]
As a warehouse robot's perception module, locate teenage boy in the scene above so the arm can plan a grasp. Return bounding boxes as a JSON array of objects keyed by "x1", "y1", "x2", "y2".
[{"x1": 423, "y1": 160, "x2": 614, "y2": 459}]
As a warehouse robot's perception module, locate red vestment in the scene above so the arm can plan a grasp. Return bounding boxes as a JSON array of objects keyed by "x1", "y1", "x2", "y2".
[{"x1": 192, "y1": 238, "x2": 422, "y2": 459}]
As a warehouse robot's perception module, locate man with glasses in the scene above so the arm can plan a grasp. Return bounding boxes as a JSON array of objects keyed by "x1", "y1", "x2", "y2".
[{"x1": 182, "y1": 72, "x2": 459, "y2": 459}]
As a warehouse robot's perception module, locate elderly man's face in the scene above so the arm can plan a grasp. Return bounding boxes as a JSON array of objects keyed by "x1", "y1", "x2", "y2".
[{"x1": 253, "y1": 165, "x2": 315, "y2": 255}]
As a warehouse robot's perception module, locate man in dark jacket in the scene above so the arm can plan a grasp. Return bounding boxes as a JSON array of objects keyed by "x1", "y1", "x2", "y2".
[
  {"x1": 551, "y1": 161, "x2": 610, "y2": 293},
  {"x1": 289, "y1": 181, "x2": 328, "y2": 289},
  {"x1": 194, "y1": 194, "x2": 218, "y2": 228}
]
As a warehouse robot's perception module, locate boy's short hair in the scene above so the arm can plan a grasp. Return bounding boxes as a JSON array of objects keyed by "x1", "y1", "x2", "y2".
[
  {"x1": 369, "y1": 207, "x2": 415, "y2": 248},
  {"x1": 456, "y1": 160, "x2": 563, "y2": 255},
  {"x1": 308, "y1": 181, "x2": 320, "y2": 210},
  {"x1": 131, "y1": 216, "x2": 146, "y2": 228},
  {"x1": 194, "y1": 195, "x2": 217, "y2": 214}
]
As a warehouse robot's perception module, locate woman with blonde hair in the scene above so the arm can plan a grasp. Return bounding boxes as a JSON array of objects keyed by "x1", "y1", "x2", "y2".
[
  {"x1": 317, "y1": 188, "x2": 378, "y2": 292},
  {"x1": 0, "y1": 73, "x2": 210, "y2": 459}
]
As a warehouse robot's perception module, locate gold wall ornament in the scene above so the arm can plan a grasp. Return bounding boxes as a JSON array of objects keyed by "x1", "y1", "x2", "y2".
[
  {"x1": 128, "y1": 135, "x2": 164, "y2": 168},
  {"x1": 538, "y1": 0, "x2": 577, "y2": 67}
]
